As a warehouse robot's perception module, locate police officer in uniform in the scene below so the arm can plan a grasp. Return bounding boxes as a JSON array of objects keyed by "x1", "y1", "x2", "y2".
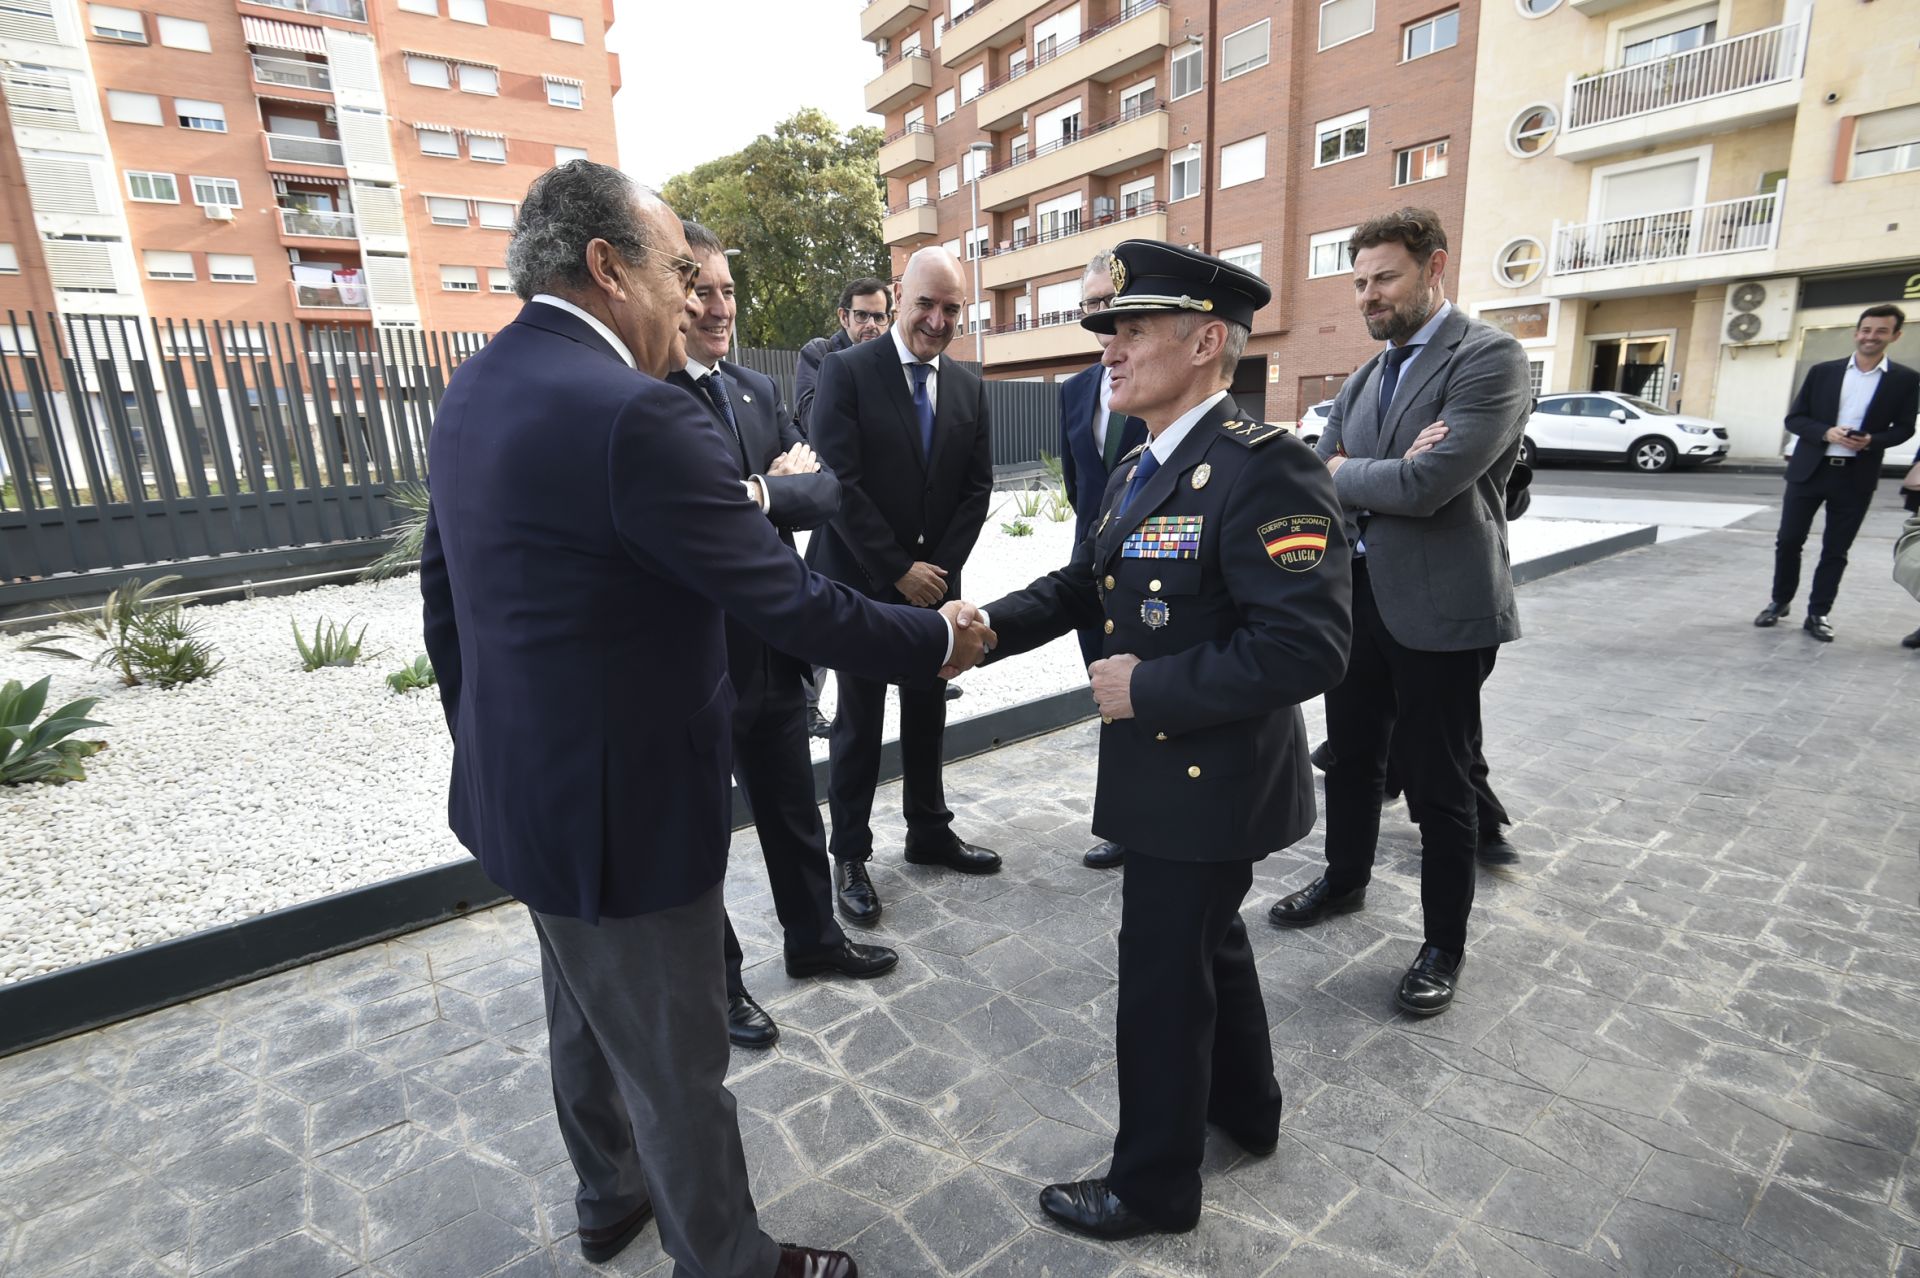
[{"x1": 977, "y1": 241, "x2": 1353, "y2": 1239}]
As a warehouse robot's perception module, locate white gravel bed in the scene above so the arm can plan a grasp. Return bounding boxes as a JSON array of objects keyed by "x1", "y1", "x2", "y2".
[{"x1": 1, "y1": 500, "x2": 1645, "y2": 982}]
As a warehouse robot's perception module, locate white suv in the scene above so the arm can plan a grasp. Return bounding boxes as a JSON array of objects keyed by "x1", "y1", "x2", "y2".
[{"x1": 1522, "y1": 392, "x2": 1730, "y2": 473}]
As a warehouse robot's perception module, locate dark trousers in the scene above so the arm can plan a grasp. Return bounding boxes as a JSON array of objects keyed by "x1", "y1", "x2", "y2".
[
  {"x1": 825, "y1": 673, "x2": 952, "y2": 860},
  {"x1": 1393, "y1": 724, "x2": 1508, "y2": 831},
  {"x1": 1107, "y1": 853, "x2": 1279, "y2": 1228},
  {"x1": 1323, "y1": 560, "x2": 1497, "y2": 956},
  {"x1": 721, "y1": 677, "x2": 844, "y2": 998},
  {"x1": 1772, "y1": 463, "x2": 1875, "y2": 616}
]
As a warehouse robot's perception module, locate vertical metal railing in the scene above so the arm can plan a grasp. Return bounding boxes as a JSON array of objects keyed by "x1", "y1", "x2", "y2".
[
  {"x1": 1549, "y1": 184, "x2": 1785, "y2": 275},
  {"x1": 1565, "y1": 21, "x2": 1804, "y2": 131}
]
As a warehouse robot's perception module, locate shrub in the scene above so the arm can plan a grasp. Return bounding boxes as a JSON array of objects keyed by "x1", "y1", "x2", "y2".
[
  {"x1": 0, "y1": 676, "x2": 107, "y2": 785},
  {"x1": 362, "y1": 482, "x2": 431, "y2": 581},
  {"x1": 294, "y1": 617, "x2": 370, "y2": 671},
  {"x1": 22, "y1": 575, "x2": 221, "y2": 688},
  {"x1": 1001, "y1": 518, "x2": 1034, "y2": 537},
  {"x1": 1011, "y1": 487, "x2": 1045, "y2": 519},
  {"x1": 386, "y1": 654, "x2": 437, "y2": 693}
]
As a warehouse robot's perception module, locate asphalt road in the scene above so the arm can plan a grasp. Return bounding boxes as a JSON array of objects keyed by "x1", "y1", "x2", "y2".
[{"x1": 1529, "y1": 463, "x2": 1790, "y2": 505}]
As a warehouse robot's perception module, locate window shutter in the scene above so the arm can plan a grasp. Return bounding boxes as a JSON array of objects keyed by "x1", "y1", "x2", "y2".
[{"x1": 21, "y1": 156, "x2": 101, "y2": 214}]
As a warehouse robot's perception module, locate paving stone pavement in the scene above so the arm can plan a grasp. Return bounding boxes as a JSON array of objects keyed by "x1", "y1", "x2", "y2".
[{"x1": 3, "y1": 511, "x2": 1919, "y2": 1278}]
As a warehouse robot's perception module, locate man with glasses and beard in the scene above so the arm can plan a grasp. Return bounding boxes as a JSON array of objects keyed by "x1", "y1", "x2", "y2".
[{"x1": 794, "y1": 276, "x2": 894, "y2": 434}]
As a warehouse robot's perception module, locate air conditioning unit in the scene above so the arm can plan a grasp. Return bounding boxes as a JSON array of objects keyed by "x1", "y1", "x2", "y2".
[
  {"x1": 204, "y1": 204, "x2": 234, "y2": 221},
  {"x1": 1721, "y1": 276, "x2": 1796, "y2": 346},
  {"x1": 324, "y1": 106, "x2": 337, "y2": 122},
  {"x1": 876, "y1": 36, "x2": 890, "y2": 54}
]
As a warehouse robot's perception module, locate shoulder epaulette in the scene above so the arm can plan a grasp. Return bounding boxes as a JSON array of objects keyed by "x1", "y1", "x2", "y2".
[
  {"x1": 1117, "y1": 442, "x2": 1148, "y2": 464},
  {"x1": 1218, "y1": 418, "x2": 1288, "y2": 448}
]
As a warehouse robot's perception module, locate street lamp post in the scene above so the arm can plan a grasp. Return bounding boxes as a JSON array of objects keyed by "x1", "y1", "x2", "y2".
[
  {"x1": 723, "y1": 246, "x2": 741, "y2": 358},
  {"x1": 966, "y1": 140, "x2": 994, "y2": 368}
]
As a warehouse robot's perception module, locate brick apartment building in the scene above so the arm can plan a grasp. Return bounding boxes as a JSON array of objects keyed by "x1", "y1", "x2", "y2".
[
  {"x1": 0, "y1": 0, "x2": 619, "y2": 353},
  {"x1": 859, "y1": 0, "x2": 1480, "y2": 421}
]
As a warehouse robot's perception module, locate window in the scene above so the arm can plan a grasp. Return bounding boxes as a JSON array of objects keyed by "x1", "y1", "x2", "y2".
[
  {"x1": 1517, "y1": 0, "x2": 1560, "y2": 15},
  {"x1": 156, "y1": 15, "x2": 209, "y2": 51},
  {"x1": 418, "y1": 127, "x2": 458, "y2": 157},
  {"x1": 125, "y1": 170, "x2": 178, "y2": 202},
  {"x1": 474, "y1": 199, "x2": 514, "y2": 229},
  {"x1": 1036, "y1": 279, "x2": 1078, "y2": 322},
  {"x1": 1527, "y1": 360, "x2": 1545, "y2": 397},
  {"x1": 1220, "y1": 243, "x2": 1262, "y2": 276},
  {"x1": 397, "y1": 0, "x2": 436, "y2": 13},
  {"x1": 1219, "y1": 135, "x2": 1266, "y2": 189},
  {"x1": 1495, "y1": 238, "x2": 1544, "y2": 286},
  {"x1": 448, "y1": 0, "x2": 485, "y2": 22},
  {"x1": 1036, "y1": 97, "x2": 1081, "y2": 146},
  {"x1": 1171, "y1": 145, "x2": 1201, "y2": 201},
  {"x1": 1034, "y1": 8, "x2": 1079, "y2": 59},
  {"x1": 549, "y1": 12, "x2": 584, "y2": 42},
  {"x1": 1036, "y1": 192, "x2": 1081, "y2": 238},
  {"x1": 1851, "y1": 104, "x2": 1920, "y2": 179},
  {"x1": 1508, "y1": 103, "x2": 1557, "y2": 156},
  {"x1": 1007, "y1": 46, "x2": 1026, "y2": 77},
  {"x1": 407, "y1": 56, "x2": 450, "y2": 88},
  {"x1": 467, "y1": 134, "x2": 505, "y2": 163},
  {"x1": 207, "y1": 253, "x2": 254, "y2": 283},
  {"x1": 1010, "y1": 133, "x2": 1028, "y2": 163},
  {"x1": 906, "y1": 177, "x2": 929, "y2": 204},
  {"x1": 1014, "y1": 294, "x2": 1030, "y2": 326},
  {"x1": 1319, "y1": 0, "x2": 1373, "y2": 49},
  {"x1": 555, "y1": 144, "x2": 588, "y2": 163},
  {"x1": 460, "y1": 64, "x2": 499, "y2": 94},
  {"x1": 1222, "y1": 19, "x2": 1270, "y2": 79},
  {"x1": 0, "y1": 244, "x2": 16, "y2": 275},
  {"x1": 1011, "y1": 216, "x2": 1030, "y2": 246},
  {"x1": 900, "y1": 30, "x2": 922, "y2": 55},
  {"x1": 1171, "y1": 44, "x2": 1203, "y2": 98},
  {"x1": 106, "y1": 90, "x2": 162, "y2": 125},
  {"x1": 965, "y1": 300, "x2": 989, "y2": 334},
  {"x1": 545, "y1": 77, "x2": 581, "y2": 108},
  {"x1": 961, "y1": 147, "x2": 986, "y2": 183},
  {"x1": 1623, "y1": 17, "x2": 1714, "y2": 65},
  {"x1": 1120, "y1": 79, "x2": 1155, "y2": 119},
  {"x1": 440, "y1": 265, "x2": 480, "y2": 291},
  {"x1": 1394, "y1": 139, "x2": 1448, "y2": 185},
  {"x1": 428, "y1": 196, "x2": 469, "y2": 225},
  {"x1": 936, "y1": 88, "x2": 956, "y2": 123},
  {"x1": 87, "y1": 3, "x2": 143, "y2": 41},
  {"x1": 488, "y1": 267, "x2": 513, "y2": 293},
  {"x1": 942, "y1": 237, "x2": 961, "y2": 259},
  {"x1": 175, "y1": 98, "x2": 225, "y2": 132},
  {"x1": 932, "y1": 13, "x2": 944, "y2": 47},
  {"x1": 1308, "y1": 226, "x2": 1356, "y2": 278},
  {"x1": 1119, "y1": 176, "x2": 1155, "y2": 214},
  {"x1": 965, "y1": 225, "x2": 988, "y2": 260},
  {"x1": 1403, "y1": 9, "x2": 1457, "y2": 60},
  {"x1": 190, "y1": 176, "x2": 240, "y2": 207},
  {"x1": 937, "y1": 164, "x2": 958, "y2": 197},
  {"x1": 959, "y1": 63, "x2": 984, "y2": 102},
  {"x1": 143, "y1": 249, "x2": 194, "y2": 280},
  {"x1": 1315, "y1": 108, "x2": 1367, "y2": 166},
  {"x1": 905, "y1": 105, "x2": 925, "y2": 130}
]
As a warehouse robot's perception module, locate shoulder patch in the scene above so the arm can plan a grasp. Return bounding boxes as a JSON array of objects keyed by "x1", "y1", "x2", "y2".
[
  {"x1": 1218, "y1": 419, "x2": 1289, "y2": 448},
  {"x1": 1117, "y1": 442, "x2": 1148, "y2": 464}
]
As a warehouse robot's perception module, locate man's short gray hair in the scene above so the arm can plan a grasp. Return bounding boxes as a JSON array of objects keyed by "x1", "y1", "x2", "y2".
[
  {"x1": 1084, "y1": 250, "x2": 1113, "y2": 282},
  {"x1": 1175, "y1": 314, "x2": 1251, "y2": 380},
  {"x1": 506, "y1": 160, "x2": 655, "y2": 300}
]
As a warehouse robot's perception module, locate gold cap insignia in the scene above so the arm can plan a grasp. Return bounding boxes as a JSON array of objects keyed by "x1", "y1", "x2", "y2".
[
  {"x1": 1109, "y1": 254, "x2": 1127, "y2": 295},
  {"x1": 1191, "y1": 463, "x2": 1212, "y2": 490}
]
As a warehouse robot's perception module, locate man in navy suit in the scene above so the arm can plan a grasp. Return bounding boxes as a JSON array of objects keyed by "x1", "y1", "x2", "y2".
[
  {"x1": 1755, "y1": 304, "x2": 1918, "y2": 642},
  {"x1": 1055, "y1": 249, "x2": 1146, "y2": 870},
  {"x1": 421, "y1": 162, "x2": 993, "y2": 1278}
]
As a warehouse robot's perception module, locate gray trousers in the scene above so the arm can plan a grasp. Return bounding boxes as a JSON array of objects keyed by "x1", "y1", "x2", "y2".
[{"x1": 530, "y1": 885, "x2": 781, "y2": 1278}]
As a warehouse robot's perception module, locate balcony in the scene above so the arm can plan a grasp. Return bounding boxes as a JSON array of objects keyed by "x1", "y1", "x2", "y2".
[
  {"x1": 859, "y1": 0, "x2": 927, "y2": 43},
  {"x1": 983, "y1": 315, "x2": 1098, "y2": 366},
  {"x1": 264, "y1": 132, "x2": 345, "y2": 169},
  {"x1": 1544, "y1": 185, "x2": 1784, "y2": 299},
  {"x1": 278, "y1": 207, "x2": 357, "y2": 243},
  {"x1": 941, "y1": 0, "x2": 1050, "y2": 66},
  {"x1": 289, "y1": 278, "x2": 370, "y2": 319},
  {"x1": 977, "y1": 105, "x2": 1168, "y2": 212},
  {"x1": 972, "y1": 1, "x2": 1170, "y2": 132},
  {"x1": 866, "y1": 49, "x2": 933, "y2": 115},
  {"x1": 252, "y1": 54, "x2": 331, "y2": 94},
  {"x1": 882, "y1": 198, "x2": 940, "y2": 245},
  {"x1": 244, "y1": 0, "x2": 365, "y2": 21},
  {"x1": 1559, "y1": 22, "x2": 1804, "y2": 161},
  {"x1": 878, "y1": 123, "x2": 936, "y2": 177},
  {"x1": 982, "y1": 205, "x2": 1165, "y2": 290}
]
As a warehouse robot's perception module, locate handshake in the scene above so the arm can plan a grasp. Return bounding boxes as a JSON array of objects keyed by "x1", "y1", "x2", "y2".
[{"x1": 936, "y1": 600, "x2": 995, "y2": 680}]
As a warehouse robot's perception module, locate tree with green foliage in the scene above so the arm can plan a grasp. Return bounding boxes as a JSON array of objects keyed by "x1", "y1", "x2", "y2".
[{"x1": 661, "y1": 108, "x2": 889, "y2": 350}]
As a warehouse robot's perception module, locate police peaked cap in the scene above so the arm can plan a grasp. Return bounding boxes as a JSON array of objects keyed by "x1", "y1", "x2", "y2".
[{"x1": 1082, "y1": 239, "x2": 1273, "y2": 334}]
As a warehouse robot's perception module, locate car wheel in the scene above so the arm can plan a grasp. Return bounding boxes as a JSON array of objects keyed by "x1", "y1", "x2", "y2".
[
  {"x1": 1629, "y1": 436, "x2": 1674, "y2": 473},
  {"x1": 1302, "y1": 433, "x2": 1319, "y2": 449},
  {"x1": 1517, "y1": 436, "x2": 1536, "y2": 467}
]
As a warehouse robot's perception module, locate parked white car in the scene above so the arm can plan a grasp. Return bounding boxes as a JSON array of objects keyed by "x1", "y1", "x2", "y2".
[
  {"x1": 1522, "y1": 392, "x2": 1730, "y2": 473},
  {"x1": 1296, "y1": 399, "x2": 1334, "y2": 447}
]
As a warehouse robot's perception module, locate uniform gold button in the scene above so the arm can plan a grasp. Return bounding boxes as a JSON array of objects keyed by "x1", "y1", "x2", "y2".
[
  {"x1": 1149, "y1": 579, "x2": 1162, "y2": 592},
  {"x1": 1101, "y1": 715, "x2": 1114, "y2": 725},
  {"x1": 1103, "y1": 575, "x2": 1115, "y2": 590},
  {"x1": 1104, "y1": 619, "x2": 1114, "y2": 634},
  {"x1": 1156, "y1": 732, "x2": 1168, "y2": 741},
  {"x1": 1187, "y1": 765, "x2": 1202, "y2": 778}
]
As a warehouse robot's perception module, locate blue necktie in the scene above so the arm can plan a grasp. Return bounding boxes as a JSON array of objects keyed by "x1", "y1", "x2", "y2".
[
  {"x1": 1377, "y1": 344, "x2": 1416, "y2": 419},
  {"x1": 700, "y1": 372, "x2": 745, "y2": 468},
  {"x1": 909, "y1": 362, "x2": 935, "y2": 459},
  {"x1": 1116, "y1": 446, "x2": 1160, "y2": 517}
]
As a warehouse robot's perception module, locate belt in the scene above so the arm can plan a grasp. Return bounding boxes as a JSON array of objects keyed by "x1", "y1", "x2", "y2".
[{"x1": 1826, "y1": 456, "x2": 1864, "y2": 466}]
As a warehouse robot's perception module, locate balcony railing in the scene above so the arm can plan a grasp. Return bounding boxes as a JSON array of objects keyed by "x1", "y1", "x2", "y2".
[
  {"x1": 975, "y1": 0, "x2": 1164, "y2": 95},
  {"x1": 289, "y1": 280, "x2": 370, "y2": 310},
  {"x1": 247, "y1": 0, "x2": 366, "y2": 21},
  {"x1": 987, "y1": 312, "x2": 1080, "y2": 336},
  {"x1": 982, "y1": 101, "x2": 1165, "y2": 177},
  {"x1": 1566, "y1": 21, "x2": 1803, "y2": 131},
  {"x1": 985, "y1": 201, "x2": 1166, "y2": 257},
  {"x1": 279, "y1": 207, "x2": 357, "y2": 238},
  {"x1": 1550, "y1": 185, "x2": 1784, "y2": 275},
  {"x1": 251, "y1": 54, "x2": 332, "y2": 92},
  {"x1": 265, "y1": 133, "x2": 345, "y2": 167}
]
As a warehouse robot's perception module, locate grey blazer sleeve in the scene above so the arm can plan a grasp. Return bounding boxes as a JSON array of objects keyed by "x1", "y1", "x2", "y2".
[{"x1": 1332, "y1": 332, "x2": 1530, "y2": 518}]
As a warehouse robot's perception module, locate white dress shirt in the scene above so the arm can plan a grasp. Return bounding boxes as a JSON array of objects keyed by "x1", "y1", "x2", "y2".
[
  {"x1": 1828, "y1": 354, "x2": 1887, "y2": 456},
  {"x1": 684, "y1": 356, "x2": 769, "y2": 512},
  {"x1": 1095, "y1": 366, "x2": 1116, "y2": 452},
  {"x1": 532, "y1": 294, "x2": 633, "y2": 368},
  {"x1": 891, "y1": 325, "x2": 939, "y2": 410},
  {"x1": 1379, "y1": 300, "x2": 1453, "y2": 415}
]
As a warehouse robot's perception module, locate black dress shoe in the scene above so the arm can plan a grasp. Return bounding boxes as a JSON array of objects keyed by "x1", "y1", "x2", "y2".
[
  {"x1": 1397, "y1": 945, "x2": 1464, "y2": 1017},
  {"x1": 1082, "y1": 839, "x2": 1125, "y2": 869},
  {"x1": 1754, "y1": 600, "x2": 1789, "y2": 627},
  {"x1": 903, "y1": 834, "x2": 1002, "y2": 874},
  {"x1": 1038, "y1": 1179, "x2": 1189, "y2": 1240},
  {"x1": 1477, "y1": 830, "x2": 1520, "y2": 867},
  {"x1": 1309, "y1": 740, "x2": 1334, "y2": 771},
  {"x1": 785, "y1": 938, "x2": 898, "y2": 980},
  {"x1": 773, "y1": 1244, "x2": 857, "y2": 1278},
  {"x1": 1903, "y1": 627, "x2": 1920, "y2": 650},
  {"x1": 727, "y1": 993, "x2": 778, "y2": 1048},
  {"x1": 834, "y1": 858, "x2": 883, "y2": 925},
  {"x1": 578, "y1": 1200, "x2": 654, "y2": 1264},
  {"x1": 1804, "y1": 614, "x2": 1834, "y2": 642},
  {"x1": 1267, "y1": 877, "x2": 1366, "y2": 928},
  {"x1": 806, "y1": 708, "x2": 833, "y2": 739},
  {"x1": 944, "y1": 683, "x2": 963, "y2": 701}
]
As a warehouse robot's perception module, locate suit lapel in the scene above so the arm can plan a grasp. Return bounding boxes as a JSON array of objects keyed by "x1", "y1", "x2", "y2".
[
  {"x1": 719, "y1": 361, "x2": 771, "y2": 469},
  {"x1": 929, "y1": 359, "x2": 964, "y2": 474},
  {"x1": 1095, "y1": 400, "x2": 1229, "y2": 566},
  {"x1": 1343, "y1": 356, "x2": 1385, "y2": 460},
  {"x1": 871, "y1": 333, "x2": 930, "y2": 471},
  {"x1": 1378, "y1": 309, "x2": 1466, "y2": 458}
]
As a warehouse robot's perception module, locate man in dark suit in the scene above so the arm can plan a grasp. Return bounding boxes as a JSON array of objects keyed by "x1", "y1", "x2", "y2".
[
  {"x1": 1056, "y1": 249, "x2": 1148, "y2": 871},
  {"x1": 420, "y1": 162, "x2": 993, "y2": 1278},
  {"x1": 1269, "y1": 208, "x2": 1531, "y2": 1019},
  {"x1": 807, "y1": 246, "x2": 996, "y2": 925},
  {"x1": 1754, "y1": 304, "x2": 1917, "y2": 642},
  {"x1": 665, "y1": 223, "x2": 899, "y2": 1053},
  {"x1": 979, "y1": 240, "x2": 1352, "y2": 1240}
]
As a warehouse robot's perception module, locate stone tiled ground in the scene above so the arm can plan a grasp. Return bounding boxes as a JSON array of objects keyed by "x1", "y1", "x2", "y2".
[{"x1": 3, "y1": 507, "x2": 1919, "y2": 1278}]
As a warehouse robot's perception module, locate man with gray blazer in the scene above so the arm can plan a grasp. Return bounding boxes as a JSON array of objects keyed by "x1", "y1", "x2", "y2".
[{"x1": 1269, "y1": 208, "x2": 1530, "y2": 1018}]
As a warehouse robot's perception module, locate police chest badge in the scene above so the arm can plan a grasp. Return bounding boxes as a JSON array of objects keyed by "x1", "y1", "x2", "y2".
[
  {"x1": 1260, "y1": 514, "x2": 1330, "y2": 572},
  {"x1": 1140, "y1": 598, "x2": 1171, "y2": 629}
]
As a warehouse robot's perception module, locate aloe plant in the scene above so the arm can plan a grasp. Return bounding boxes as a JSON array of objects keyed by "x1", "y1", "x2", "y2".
[
  {"x1": 293, "y1": 616, "x2": 371, "y2": 671},
  {"x1": 386, "y1": 653, "x2": 437, "y2": 693},
  {"x1": 0, "y1": 676, "x2": 107, "y2": 785}
]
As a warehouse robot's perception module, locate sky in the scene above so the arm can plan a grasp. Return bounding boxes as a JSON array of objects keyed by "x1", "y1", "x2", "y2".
[{"x1": 607, "y1": 1, "x2": 882, "y2": 189}]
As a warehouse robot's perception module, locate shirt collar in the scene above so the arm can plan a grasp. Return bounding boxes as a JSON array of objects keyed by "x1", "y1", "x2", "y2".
[
  {"x1": 1148, "y1": 390, "x2": 1231, "y2": 463},
  {"x1": 531, "y1": 294, "x2": 635, "y2": 370},
  {"x1": 684, "y1": 356, "x2": 718, "y2": 380},
  {"x1": 891, "y1": 325, "x2": 939, "y2": 372},
  {"x1": 1848, "y1": 353, "x2": 1888, "y2": 376},
  {"x1": 1390, "y1": 299, "x2": 1453, "y2": 354}
]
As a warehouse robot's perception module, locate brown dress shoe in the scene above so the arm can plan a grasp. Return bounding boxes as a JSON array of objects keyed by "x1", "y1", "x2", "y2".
[{"x1": 773, "y1": 1244, "x2": 858, "y2": 1277}]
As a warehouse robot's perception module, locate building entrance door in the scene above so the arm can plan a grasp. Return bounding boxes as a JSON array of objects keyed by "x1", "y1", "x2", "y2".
[{"x1": 1589, "y1": 335, "x2": 1672, "y2": 405}]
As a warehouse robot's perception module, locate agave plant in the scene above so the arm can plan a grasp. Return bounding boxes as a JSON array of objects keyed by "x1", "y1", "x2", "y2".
[
  {"x1": 20, "y1": 575, "x2": 220, "y2": 688},
  {"x1": 362, "y1": 482, "x2": 431, "y2": 581},
  {"x1": 0, "y1": 676, "x2": 107, "y2": 785},
  {"x1": 386, "y1": 653, "x2": 437, "y2": 693},
  {"x1": 294, "y1": 616, "x2": 371, "y2": 671}
]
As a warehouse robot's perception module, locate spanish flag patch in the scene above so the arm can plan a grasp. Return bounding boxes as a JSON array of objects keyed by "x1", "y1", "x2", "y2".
[{"x1": 1259, "y1": 514, "x2": 1331, "y2": 572}]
